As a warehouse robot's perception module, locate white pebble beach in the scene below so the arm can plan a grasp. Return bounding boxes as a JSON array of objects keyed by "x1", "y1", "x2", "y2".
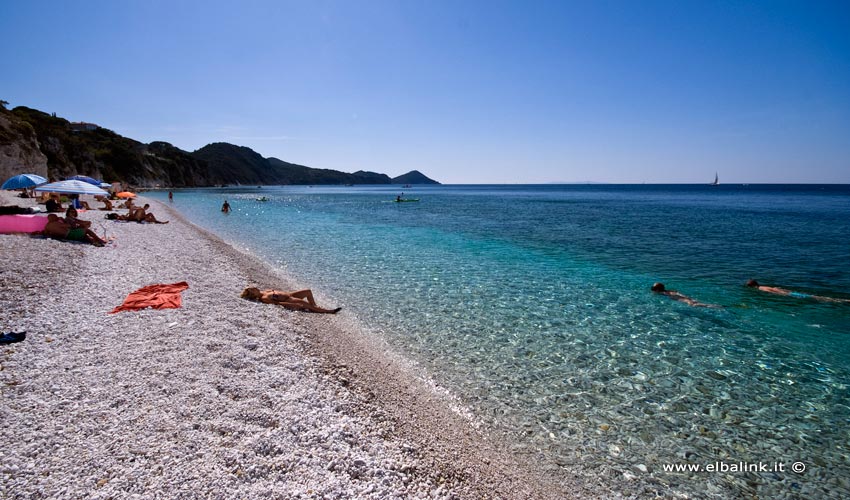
[{"x1": 0, "y1": 191, "x2": 616, "y2": 499}]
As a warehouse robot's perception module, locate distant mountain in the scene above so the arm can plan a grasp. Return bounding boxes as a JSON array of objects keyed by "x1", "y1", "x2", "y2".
[
  {"x1": 0, "y1": 103, "x2": 440, "y2": 187},
  {"x1": 265, "y1": 156, "x2": 392, "y2": 185},
  {"x1": 391, "y1": 170, "x2": 439, "y2": 185},
  {"x1": 192, "y1": 143, "x2": 278, "y2": 185}
]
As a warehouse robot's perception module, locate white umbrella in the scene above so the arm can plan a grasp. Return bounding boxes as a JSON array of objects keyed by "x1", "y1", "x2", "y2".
[{"x1": 34, "y1": 180, "x2": 109, "y2": 196}]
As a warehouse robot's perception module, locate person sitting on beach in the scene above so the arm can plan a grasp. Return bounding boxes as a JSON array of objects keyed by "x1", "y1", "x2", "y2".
[
  {"x1": 64, "y1": 207, "x2": 92, "y2": 230},
  {"x1": 651, "y1": 283, "x2": 720, "y2": 308},
  {"x1": 95, "y1": 196, "x2": 113, "y2": 211},
  {"x1": 43, "y1": 214, "x2": 106, "y2": 247},
  {"x1": 45, "y1": 194, "x2": 64, "y2": 213},
  {"x1": 221, "y1": 200, "x2": 231, "y2": 213},
  {"x1": 70, "y1": 195, "x2": 91, "y2": 210},
  {"x1": 130, "y1": 204, "x2": 169, "y2": 224},
  {"x1": 746, "y1": 280, "x2": 850, "y2": 304},
  {"x1": 120, "y1": 198, "x2": 135, "y2": 210},
  {"x1": 240, "y1": 287, "x2": 342, "y2": 314}
]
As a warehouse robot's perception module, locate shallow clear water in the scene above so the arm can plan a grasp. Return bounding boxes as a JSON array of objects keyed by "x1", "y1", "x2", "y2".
[{"x1": 151, "y1": 185, "x2": 850, "y2": 498}]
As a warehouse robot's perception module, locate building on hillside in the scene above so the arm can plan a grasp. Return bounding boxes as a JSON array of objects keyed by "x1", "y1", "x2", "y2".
[{"x1": 70, "y1": 122, "x2": 99, "y2": 132}]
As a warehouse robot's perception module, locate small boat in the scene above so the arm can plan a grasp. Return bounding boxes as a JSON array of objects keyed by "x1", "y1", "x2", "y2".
[
  {"x1": 393, "y1": 198, "x2": 420, "y2": 203},
  {"x1": 256, "y1": 196, "x2": 269, "y2": 202},
  {"x1": 710, "y1": 172, "x2": 719, "y2": 186},
  {"x1": 402, "y1": 184, "x2": 412, "y2": 188}
]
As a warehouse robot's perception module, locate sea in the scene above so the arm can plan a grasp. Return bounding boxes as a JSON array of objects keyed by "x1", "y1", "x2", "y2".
[{"x1": 148, "y1": 184, "x2": 850, "y2": 498}]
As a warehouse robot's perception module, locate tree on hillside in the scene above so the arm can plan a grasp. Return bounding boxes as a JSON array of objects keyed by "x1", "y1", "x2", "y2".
[{"x1": 0, "y1": 100, "x2": 9, "y2": 110}]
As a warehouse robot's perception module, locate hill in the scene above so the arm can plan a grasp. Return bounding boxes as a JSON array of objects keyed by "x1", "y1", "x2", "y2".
[
  {"x1": 7, "y1": 106, "x2": 208, "y2": 187},
  {"x1": 0, "y1": 102, "x2": 440, "y2": 187},
  {"x1": 391, "y1": 170, "x2": 440, "y2": 185}
]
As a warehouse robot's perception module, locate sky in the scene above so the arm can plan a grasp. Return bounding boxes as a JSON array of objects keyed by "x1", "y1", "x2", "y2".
[{"x1": 3, "y1": 0, "x2": 849, "y2": 184}]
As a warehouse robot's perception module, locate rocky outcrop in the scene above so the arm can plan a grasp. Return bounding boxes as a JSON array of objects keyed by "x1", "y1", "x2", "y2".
[{"x1": 0, "y1": 109, "x2": 48, "y2": 182}]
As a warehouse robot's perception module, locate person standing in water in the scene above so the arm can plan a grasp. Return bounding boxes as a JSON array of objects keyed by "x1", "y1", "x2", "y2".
[
  {"x1": 168, "y1": 191, "x2": 173, "y2": 202},
  {"x1": 221, "y1": 200, "x2": 231, "y2": 213}
]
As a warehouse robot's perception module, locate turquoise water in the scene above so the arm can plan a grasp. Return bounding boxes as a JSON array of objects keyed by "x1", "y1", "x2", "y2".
[{"x1": 151, "y1": 185, "x2": 850, "y2": 498}]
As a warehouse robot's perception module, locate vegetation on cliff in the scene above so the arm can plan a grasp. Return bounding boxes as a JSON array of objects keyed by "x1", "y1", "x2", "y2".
[
  {"x1": 9, "y1": 106, "x2": 206, "y2": 187},
  {"x1": 1, "y1": 103, "x2": 440, "y2": 187}
]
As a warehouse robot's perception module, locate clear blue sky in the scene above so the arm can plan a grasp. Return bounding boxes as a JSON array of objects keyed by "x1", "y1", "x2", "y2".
[{"x1": 3, "y1": 0, "x2": 849, "y2": 183}]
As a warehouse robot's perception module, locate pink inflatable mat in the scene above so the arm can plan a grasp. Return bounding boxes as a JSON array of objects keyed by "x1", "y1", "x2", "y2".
[{"x1": 0, "y1": 214, "x2": 49, "y2": 234}]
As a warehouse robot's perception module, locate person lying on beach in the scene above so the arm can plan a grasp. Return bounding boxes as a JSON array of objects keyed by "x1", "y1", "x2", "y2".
[
  {"x1": 746, "y1": 280, "x2": 850, "y2": 303},
  {"x1": 64, "y1": 207, "x2": 92, "y2": 229},
  {"x1": 43, "y1": 214, "x2": 106, "y2": 247},
  {"x1": 651, "y1": 283, "x2": 720, "y2": 308},
  {"x1": 95, "y1": 196, "x2": 113, "y2": 210},
  {"x1": 240, "y1": 287, "x2": 342, "y2": 314}
]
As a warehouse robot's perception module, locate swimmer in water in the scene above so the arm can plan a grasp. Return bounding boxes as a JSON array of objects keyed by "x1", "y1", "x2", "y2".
[
  {"x1": 651, "y1": 283, "x2": 721, "y2": 308},
  {"x1": 746, "y1": 280, "x2": 850, "y2": 303}
]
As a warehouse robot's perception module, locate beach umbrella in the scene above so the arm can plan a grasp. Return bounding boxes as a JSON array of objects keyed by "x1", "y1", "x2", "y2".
[
  {"x1": 99, "y1": 182, "x2": 112, "y2": 189},
  {"x1": 34, "y1": 180, "x2": 109, "y2": 196},
  {"x1": 116, "y1": 191, "x2": 136, "y2": 198},
  {"x1": 1, "y1": 173, "x2": 47, "y2": 190},
  {"x1": 65, "y1": 175, "x2": 103, "y2": 186}
]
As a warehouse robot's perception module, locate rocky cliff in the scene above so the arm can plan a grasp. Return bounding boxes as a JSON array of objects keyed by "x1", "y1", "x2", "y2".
[
  {"x1": 0, "y1": 107, "x2": 48, "y2": 182},
  {"x1": 0, "y1": 103, "x2": 439, "y2": 187}
]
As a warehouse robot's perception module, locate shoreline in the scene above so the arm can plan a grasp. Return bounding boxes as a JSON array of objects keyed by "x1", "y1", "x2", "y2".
[{"x1": 0, "y1": 192, "x2": 600, "y2": 498}]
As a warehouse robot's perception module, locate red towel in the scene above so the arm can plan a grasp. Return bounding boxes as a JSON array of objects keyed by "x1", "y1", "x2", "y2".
[{"x1": 109, "y1": 282, "x2": 190, "y2": 314}]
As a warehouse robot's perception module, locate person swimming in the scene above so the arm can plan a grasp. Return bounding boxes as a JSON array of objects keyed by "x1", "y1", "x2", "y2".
[
  {"x1": 651, "y1": 283, "x2": 720, "y2": 308},
  {"x1": 746, "y1": 280, "x2": 850, "y2": 303}
]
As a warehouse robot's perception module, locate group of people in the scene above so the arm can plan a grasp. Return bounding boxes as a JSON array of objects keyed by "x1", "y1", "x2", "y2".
[
  {"x1": 42, "y1": 207, "x2": 108, "y2": 247},
  {"x1": 652, "y1": 281, "x2": 850, "y2": 307},
  {"x1": 45, "y1": 193, "x2": 94, "y2": 212},
  {"x1": 110, "y1": 202, "x2": 168, "y2": 224},
  {"x1": 40, "y1": 192, "x2": 168, "y2": 247}
]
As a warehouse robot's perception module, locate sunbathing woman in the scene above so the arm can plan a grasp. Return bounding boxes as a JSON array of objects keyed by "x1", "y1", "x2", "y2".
[{"x1": 240, "y1": 287, "x2": 342, "y2": 314}]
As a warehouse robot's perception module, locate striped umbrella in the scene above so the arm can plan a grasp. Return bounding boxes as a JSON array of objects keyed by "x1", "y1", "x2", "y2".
[{"x1": 34, "y1": 180, "x2": 109, "y2": 196}]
